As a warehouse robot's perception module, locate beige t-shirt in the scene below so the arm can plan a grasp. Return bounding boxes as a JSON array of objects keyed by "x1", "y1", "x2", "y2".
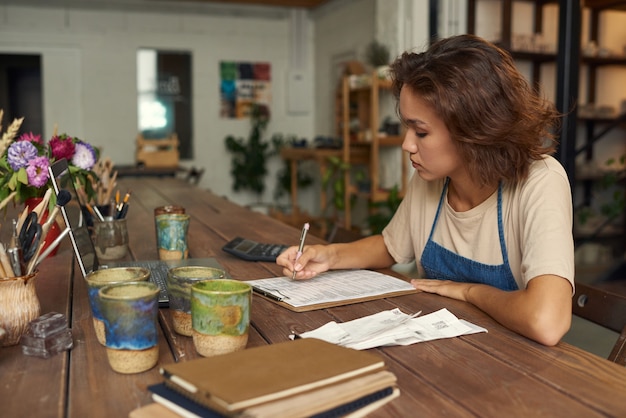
[{"x1": 382, "y1": 155, "x2": 575, "y2": 291}]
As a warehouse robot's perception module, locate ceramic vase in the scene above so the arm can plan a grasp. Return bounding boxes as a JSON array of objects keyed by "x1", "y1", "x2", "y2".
[{"x1": 0, "y1": 272, "x2": 40, "y2": 346}]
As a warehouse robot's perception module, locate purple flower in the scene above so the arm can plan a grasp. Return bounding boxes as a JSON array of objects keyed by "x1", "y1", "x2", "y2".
[
  {"x1": 7, "y1": 141, "x2": 38, "y2": 171},
  {"x1": 26, "y1": 156, "x2": 50, "y2": 187},
  {"x1": 71, "y1": 141, "x2": 96, "y2": 170}
]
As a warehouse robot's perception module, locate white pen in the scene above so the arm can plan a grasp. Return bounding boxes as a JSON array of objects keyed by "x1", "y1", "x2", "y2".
[
  {"x1": 35, "y1": 227, "x2": 71, "y2": 265},
  {"x1": 292, "y1": 222, "x2": 309, "y2": 280}
]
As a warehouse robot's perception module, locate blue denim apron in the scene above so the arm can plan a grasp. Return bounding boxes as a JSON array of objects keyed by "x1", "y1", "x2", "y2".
[{"x1": 420, "y1": 179, "x2": 518, "y2": 291}]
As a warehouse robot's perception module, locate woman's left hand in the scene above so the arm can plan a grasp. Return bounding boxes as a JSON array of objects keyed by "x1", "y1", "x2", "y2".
[{"x1": 410, "y1": 278, "x2": 472, "y2": 302}]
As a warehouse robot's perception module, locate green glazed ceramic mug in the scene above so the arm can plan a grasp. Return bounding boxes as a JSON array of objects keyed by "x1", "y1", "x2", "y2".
[
  {"x1": 99, "y1": 281, "x2": 160, "y2": 374},
  {"x1": 191, "y1": 279, "x2": 251, "y2": 357},
  {"x1": 167, "y1": 266, "x2": 227, "y2": 336}
]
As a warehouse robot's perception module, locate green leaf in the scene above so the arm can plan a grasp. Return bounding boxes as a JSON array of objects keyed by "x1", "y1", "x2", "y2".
[{"x1": 16, "y1": 168, "x2": 28, "y2": 185}]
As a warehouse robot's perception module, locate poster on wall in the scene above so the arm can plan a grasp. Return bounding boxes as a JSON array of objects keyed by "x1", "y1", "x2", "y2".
[{"x1": 220, "y1": 61, "x2": 271, "y2": 119}]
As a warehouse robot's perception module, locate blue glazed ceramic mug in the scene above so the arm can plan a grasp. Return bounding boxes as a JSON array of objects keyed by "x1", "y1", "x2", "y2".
[
  {"x1": 99, "y1": 281, "x2": 160, "y2": 374},
  {"x1": 155, "y1": 213, "x2": 190, "y2": 261},
  {"x1": 84, "y1": 267, "x2": 150, "y2": 346}
]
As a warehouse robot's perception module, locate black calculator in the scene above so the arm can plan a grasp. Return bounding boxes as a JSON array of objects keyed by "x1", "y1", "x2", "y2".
[{"x1": 222, "y1": 237, "x2": 289, "y2": 262}]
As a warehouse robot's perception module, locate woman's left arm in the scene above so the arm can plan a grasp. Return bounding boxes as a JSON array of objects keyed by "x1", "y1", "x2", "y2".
[{"x1": 412, "y1": 274, "x2": 572, "y2": 346}]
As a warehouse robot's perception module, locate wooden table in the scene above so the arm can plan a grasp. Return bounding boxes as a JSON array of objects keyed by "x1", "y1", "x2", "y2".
[{"x1": 3, "y1": 177, "x2": 626, "y2": 417}]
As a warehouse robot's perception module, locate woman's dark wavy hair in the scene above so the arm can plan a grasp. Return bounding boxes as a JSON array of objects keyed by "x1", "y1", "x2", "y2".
[{"x1": 390, "y1": 34, "x2": 560, "y2": 186}]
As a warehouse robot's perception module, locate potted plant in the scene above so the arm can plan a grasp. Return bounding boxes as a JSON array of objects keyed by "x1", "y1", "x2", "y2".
[
  {"x1": 367, "y1": 184, "x2": 402, "y2": 235},
  {"x1": 321, "y1": 155, "x2": 351, "y2": 216},
  {"x1": 224, "y1": 104, "x2": 282, "y2": 201},
  {"x1": 576, "y1": 155, "x2": 626, "y2": 238},
  {"x1": 365, "y1": 40, "x2": 391, "y2": 79}
]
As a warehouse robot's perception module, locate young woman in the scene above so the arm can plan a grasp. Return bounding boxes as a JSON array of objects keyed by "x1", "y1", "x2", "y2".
[{"x1": 276, "y1": 34, "x2": 574, "y2": 346}]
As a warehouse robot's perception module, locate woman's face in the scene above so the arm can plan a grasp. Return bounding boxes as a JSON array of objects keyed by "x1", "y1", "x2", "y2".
[{"x1": 399, "y1": 86, "x2": 463, "y2": 182}]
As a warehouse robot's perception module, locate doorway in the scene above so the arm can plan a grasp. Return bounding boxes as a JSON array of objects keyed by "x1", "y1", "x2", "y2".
[
  {"x1": 137, "y1": 49, "x2": 193, "y2": 159},
  {"x1": 0, "y1": 54, "x2": 43, "y2": 134}
]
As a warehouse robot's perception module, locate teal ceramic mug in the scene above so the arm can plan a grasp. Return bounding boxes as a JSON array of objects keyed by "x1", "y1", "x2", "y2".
[
  {"x1": 155, "y1": 213, "x2": 190, "y2": 261},
  {"x1": 99, "y1": 281, "x2": 160, "y2": 374},
  {"x1": 191, "y1": 279, "x2": 251, "y2": 357},
  {"x1": 167, "y1": 266, "x2": 227, "y2": 336}
]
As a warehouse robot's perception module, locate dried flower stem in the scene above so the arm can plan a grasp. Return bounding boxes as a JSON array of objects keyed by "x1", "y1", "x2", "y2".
[
  {"x1": 0, "y1": 116, "x2": 25, "y2": 157},
  {"x1": 0, "y1": 191, "x2": 17, "y2": 212}
]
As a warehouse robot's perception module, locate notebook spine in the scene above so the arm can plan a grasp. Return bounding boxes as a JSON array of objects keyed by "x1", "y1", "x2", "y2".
[{"x1": 163, "y1": 378, "x2": 231, "y2": 415}]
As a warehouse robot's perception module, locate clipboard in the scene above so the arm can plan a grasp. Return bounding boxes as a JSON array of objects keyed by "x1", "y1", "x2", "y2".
[{"x1": 245, "y1": 270, "x2": 418, "y2": 312}]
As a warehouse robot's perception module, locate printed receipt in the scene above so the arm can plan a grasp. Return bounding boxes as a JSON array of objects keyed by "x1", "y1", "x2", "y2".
[
  {"x1": 245, "y1": 270, "x2": 416, "y2": 308},
  {"x1": 297, "y1": 308, "x2": 488, "y2": 350}
]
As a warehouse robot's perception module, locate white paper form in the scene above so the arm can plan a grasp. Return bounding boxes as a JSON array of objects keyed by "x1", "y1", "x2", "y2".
[
  {"x1": 296, "y1": 308, "x2": 488, "y2": 350},
  {"x1": 245, "y1": 270, "x2": 416, "y2": 308}
]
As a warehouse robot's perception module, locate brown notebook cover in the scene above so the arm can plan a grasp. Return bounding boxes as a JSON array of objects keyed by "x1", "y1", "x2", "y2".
[{"x1": 159, "y1": 338, "x2": 386, "y2": 415}]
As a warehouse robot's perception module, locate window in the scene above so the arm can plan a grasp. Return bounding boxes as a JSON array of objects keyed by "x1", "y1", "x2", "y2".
[{"x1": 137, "y1": 49, "x2": 192, "y2": 159}]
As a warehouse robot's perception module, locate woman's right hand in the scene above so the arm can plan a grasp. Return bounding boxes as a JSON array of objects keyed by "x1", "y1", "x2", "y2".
[{"x1": 276, "y1": 244, "x2": 333, "y2": 280}]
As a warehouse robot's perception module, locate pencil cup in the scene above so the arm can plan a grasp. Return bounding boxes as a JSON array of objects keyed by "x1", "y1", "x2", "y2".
[
  {"x1": 166, "y1": 266, "x2": 227, "y2": 336},
  {"x1": 99, "y1": 281, "x2": 160, "y2": 374},
  {"x1": 92, "y1": 218, "x2": 129, "y2": 260},
  {"x1": 85, "y1": 267, "x2": 150, "y2": 345},
  {"x1": 155, "y1": 213, "x2": 190, "y2": 261},
  {"x1": 191, "y1": 279, "x2": 251, "y2": 357},
  {"x1": 81, "y1": 204, "x2": 112, "y2": 229}
]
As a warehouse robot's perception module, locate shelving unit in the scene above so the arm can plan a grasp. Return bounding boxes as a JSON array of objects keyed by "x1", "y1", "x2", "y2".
[
  {"x1": 466, "y1": 0, "x2": 558, "y2": 87},
  {"x1": 467, "y1": 0, "x2": 626, "y2": 257},
  {"x1": 573, "y1": 1, "x2": 626, "y2": 253},
  {"x1": 338, "y1": 71, "x2": 408, "y2": 230}
]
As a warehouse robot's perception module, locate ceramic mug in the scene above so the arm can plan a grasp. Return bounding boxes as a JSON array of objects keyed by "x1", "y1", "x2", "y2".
[
  {"x1": 155, "y1": 213, "x2": 190, "y2": 261},
  {"x1": 99, "y1": 281, "x2": 160, "y2": 374},
  {"x1": 85, "y1": 267, "x2": 150, "y2": 345},
  {"x1": 167, "y1": 266, "x2": 227, "y2": 336},
  {"x1": 191, "y1": 279, "x2": 251, "y2": 357}
]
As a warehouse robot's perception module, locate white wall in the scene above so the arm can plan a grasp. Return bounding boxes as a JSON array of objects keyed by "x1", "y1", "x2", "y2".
[{"x1": 0, "y1": 4, "x2": 316, "y2": 207}]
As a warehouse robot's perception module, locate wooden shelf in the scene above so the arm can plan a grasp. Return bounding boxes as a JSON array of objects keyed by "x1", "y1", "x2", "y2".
[
  {"x1": 339, "y1": 71, "x2": 408, "y2": 229},
  {"x1": 469, "y1": 0, "x2": 626, "y2": 253}
]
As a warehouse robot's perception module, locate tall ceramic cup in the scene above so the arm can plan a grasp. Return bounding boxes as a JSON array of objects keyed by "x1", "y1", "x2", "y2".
[
  {"x1": 166, "y1": 266, "x2": 227, "y2": 336},
  {"x1": 85, "y1": 267, "x2": 150, "y2": 345},
  {"x1": 153, "y1": 205, "x2": 185, "y2": 247},
  {"x1": 155, "y1": 213, "x2": 190, "y2": 261},
  {"x1": 99, "y1": 281, "x2": 160, "y2": 374},
  {"x1": 191, "y1": 279, "x2": 251, "y2": 357}
]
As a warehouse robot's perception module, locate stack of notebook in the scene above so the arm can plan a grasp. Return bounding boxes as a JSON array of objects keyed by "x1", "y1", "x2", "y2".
[{"x1": 130, "y1": 338, "x2": 399, "y2": 418}]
